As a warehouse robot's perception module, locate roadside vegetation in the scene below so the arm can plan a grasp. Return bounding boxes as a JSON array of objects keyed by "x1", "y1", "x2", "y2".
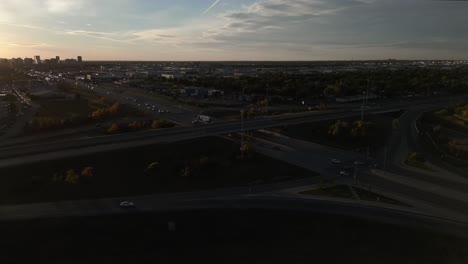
[
  {"x1": 419, "y1": 104, "x2": 468, "y2": 171},
  {"x1": 0, "y1": 137, "x2": 317, "y2": 205},
  {"x1": 148, "y1": 68, "x2": 468, "y2": 99},
  {"x1": 106, "y1": 119, "x2": 175, "y2": 134},
  {"x1": 24, "y1": 82, "x2": 145, "y2": 133},
  {"x1": 405, "y1": 152, "x2": 434, "y2": 172},
  {"x1": 272, "y1": 113, "x2": 394, "y2": 152}
]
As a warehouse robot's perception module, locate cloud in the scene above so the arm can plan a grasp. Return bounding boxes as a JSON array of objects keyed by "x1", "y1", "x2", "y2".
[
  {"x1": 45, "y1": 0, "x2": 84, "y2": 13},
  {"x1": 0, "y1": 0, "x2": 86, "y2": 18},
  {"x1": 7, "y1": 42, "x2": 54, "y2": 48},
  {"x1": 205, "y1": 0, "x2": 370, "y2": 39}
]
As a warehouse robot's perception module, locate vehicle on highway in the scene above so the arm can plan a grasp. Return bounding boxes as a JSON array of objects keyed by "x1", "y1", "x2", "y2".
[
  {"x1": 331, "y1": 158, "x2": 341, "y2": 164},
  {"x1": 192, "y1": 115, "x2": 212, "y2": 124},
  {"x1": 119, "y1": 201, "x2": 135, "y2": 208},
  {"x1": 340, "y1": 170, "x2": 352, "y2": 176},
  {"x1": 354, "y1": 160, "x2": 366, "y2": 166}
]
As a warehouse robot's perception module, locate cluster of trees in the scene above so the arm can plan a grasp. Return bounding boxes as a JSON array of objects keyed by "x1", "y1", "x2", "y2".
[
  {"x1": 244, "y1": 99, "x2": 269, "y2": 118},
  {"x1": 239, "y1": 143, "x2": 254, "y2": 159},
  {"x1": 431, "y1": 103, "x2": 468, "y2": 133},
  {"x1": 453, "y1": 104, "x2": 468, "y2": 121},
  {"x1": 52, "y1": 166, "x2": 94, "y2": 184},
  {"x1": 30, "y1": 113, "x2": 85, "y2": 130},
  {"x1": 107, "y1": 119, "x2": 175, "y2": 134},
  {"x1": 424, "y1": 109, "x2": 467, "y2": 160},
  {"x1": 91, "y1": 102, "x2": 121, "y2": 120},
  {"x1": 447, "y1": 139, "x2": 468, "y2": 158},
  {"x1": 407, "y1": 152, "x2": 426, "y2": 163},
  {"x1": 150, "y1": 68, "x2": 468, "y2": 100},
  {"x1": 328, "y1": 119, "x2": 375, "y2": 145}
]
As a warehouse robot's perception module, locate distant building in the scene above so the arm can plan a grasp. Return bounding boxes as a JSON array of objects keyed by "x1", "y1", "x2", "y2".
[
  {"x1": 9, "y1": 58, "x2": 24, "y2": 65},
  {"x1": 34, "y1": 55, "x2": 42, "y2": 64},
  {"x1": 161, "y1": 73, "x2": 175, "y2": 79},
  {"x1": 24, "y1": 58, "x2": 34, "y2": 65},
  {"x1": 77, "y1": 56, "x2": 83, "y2": 63},
  {"x1": 64, "y1": 59, "x2": 77, "y2": 64},
  {"x1": 56, "y1": 56, "x2": 60, "y2": 63}
]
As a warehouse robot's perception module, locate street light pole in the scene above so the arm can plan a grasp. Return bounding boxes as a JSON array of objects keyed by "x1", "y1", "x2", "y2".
[
  {"x1": 353, "y1": 165, "x2": 357, "y2": 185},
  {"x1": 265, "y1": 83, "x2": 269, "y2": 114},
  {"x1": 384, "y1": 145, "x2": 388, "y2": 171},
  {"x1": 241, "y1": 109, "x2": 244, "y2": 145},
  {"x1": 241, "y1": 109, "x2": 244, "y2": 159}
]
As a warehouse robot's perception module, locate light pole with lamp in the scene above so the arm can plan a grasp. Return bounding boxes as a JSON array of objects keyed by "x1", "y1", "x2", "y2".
[{"x1": 241, "y1": 108, "x2": 245, "y2": 159}]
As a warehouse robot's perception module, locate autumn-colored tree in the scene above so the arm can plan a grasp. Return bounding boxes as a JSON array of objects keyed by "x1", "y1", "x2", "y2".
[
  {"x1": 97, "y1": 97, "x2": 107, "y2": 105},
  {"x1": 108, "y1": 102, "x2": 120, "y2": 114},
  {"x1": 107, "y1": 123, "x2": 120, "y2": 134},
  {"x1": 128, "y1": 121, "x2": 137, "y2": 129},
  {"x1": 462, "y1": 110, "x2": 468, "y2": 119},
  {"x1": 328, "y1": 120, "x2": 348, "y2": 137},
  {"x1": 240, "y1": 143, "x2": 254, "y2": 159},
  {"x1": 152, "y1": 119, "x2": 174, "y2": 129},
  {"x1": 81, "y1": 167, "x2": 94, "y2": 178},
  {"x1": 92, "y1": 108, "x2": 108, "y2": 119},
  {"x1": 151, "y1": 120, "x2": 161, "y2": 129},
  {"x1": 350, "y1": 120, "x2": 372, "y2": 138},
  {"x1": 407, "y1": 152, "x2": 425, "y2": 163}
]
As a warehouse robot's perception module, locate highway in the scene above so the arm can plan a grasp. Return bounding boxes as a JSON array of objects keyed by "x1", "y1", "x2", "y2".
[
  {"x1": 0, "y1": 92, "x2": 466, "y2": 227},
  {"x1": 0, "y1": 182, "x2": 466, "y2": 237},
  {"x1": 0, "y1": 97, "x2": 455, "y2": 166}
]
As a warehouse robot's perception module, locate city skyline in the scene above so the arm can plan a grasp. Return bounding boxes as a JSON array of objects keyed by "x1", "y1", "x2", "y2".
[{"x1": 1, "y1": 0, "x2": 468, "y2": 61}]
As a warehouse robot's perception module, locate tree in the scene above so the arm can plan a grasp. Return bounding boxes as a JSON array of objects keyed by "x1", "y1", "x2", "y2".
[
  {"x1": 81, "y1": 167, "x2": 94, "y2": 178},
  {"x1": 107, "y1": 123, "x2": 120, "y2": 134},
  {"x1": 407, "y1": 152, "x2": 425, "y2": 163},
  {"x1": 328, "y1": 120, "x2": 348, "y2": 137},
  {"x1": 108, "y1": 102, "x2": 120, "y2": 114},
  {"x1": 65, "y1": 169, "x2": 80, "y2": 184},
  {"x1": 240, "y1": 143, "x2": 254, "y2": 159},
  {"x1": 97, "y1": 97, "x2": 107, "y2": 105},
  {"x1": 392, "y1": 119, "x2": 400, "y2": 130},
  {"x1": 152, "y1": 119, "x2": 174, "y2": 129},
  {"x1": 350, "y1": 120, "x2": 372, "y2": 138},
  {"x1": 92, "y1": 108, "x2": 107, "y2": 119},
  {"x1": 129, "y1": 121, "x2": 147, "y2": 130}
]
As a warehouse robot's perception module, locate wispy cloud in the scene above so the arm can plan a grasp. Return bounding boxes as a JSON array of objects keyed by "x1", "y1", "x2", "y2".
[
  {"x1": 6, "y1": 42, "x2": 54, "y2": 48},
  {"x1": 202, "y1": 0, "x2": 221, "y2": 15}
]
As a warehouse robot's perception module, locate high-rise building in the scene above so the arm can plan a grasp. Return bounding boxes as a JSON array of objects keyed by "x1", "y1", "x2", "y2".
[
  {"x1": 56, "y1": 56, "x2": 60, "y2": 62},
  {"x1": 77, "y1": 56, "x2": 83, "y2": 63},
  {"x1": 34, "y1": 55, "x2": 41, "y2": 64}
]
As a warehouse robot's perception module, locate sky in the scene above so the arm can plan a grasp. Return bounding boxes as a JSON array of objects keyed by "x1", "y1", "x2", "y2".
[{"x1": 0, "y1": 0, "x2": 467, "y2": 61}]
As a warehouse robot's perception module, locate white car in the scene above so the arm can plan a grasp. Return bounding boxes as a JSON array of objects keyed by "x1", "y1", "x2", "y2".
[
  {"x1": 331, "y1": 158, "x2": 341, "y2": 164},
  {"x1": 119, "y1": 201, "x2": 135, "y2": 208},
  {"x1": 340, "y1": 170, "x2": 351, "y2": 176}
]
